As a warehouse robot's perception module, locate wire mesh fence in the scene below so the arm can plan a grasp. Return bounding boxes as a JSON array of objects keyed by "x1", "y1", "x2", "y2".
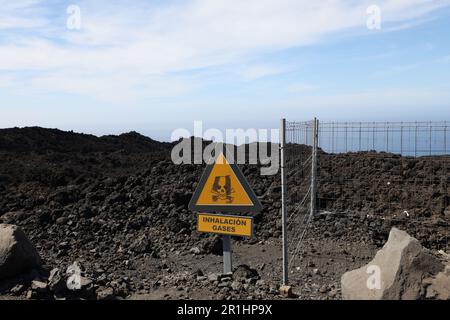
[
  {"x1": 315, "y1": 121, "x2": 450, "y2": 217},
  {"x1": 317, "y1": 121, "x2": 449, "y2": 156},
  {"x1": 283, "y1": 120, "x2": 316, "y2": 280},
  {"x1": 282, "y1": 119, "x2": 450, "y2": 283}
]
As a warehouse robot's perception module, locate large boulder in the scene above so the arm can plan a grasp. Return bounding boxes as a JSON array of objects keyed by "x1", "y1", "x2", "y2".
[
  {"x1": 425, "y1": 265, "x2": 450, "y2": 300},
  {"x1": 0, "y1": 224, "x2": 42, "y2": 280},
  {"x1": 341, "y1": 228, "x2": 444, "y2": 300}
]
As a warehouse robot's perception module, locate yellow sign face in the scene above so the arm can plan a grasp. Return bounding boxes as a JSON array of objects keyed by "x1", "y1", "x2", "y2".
[
  {"x1": 189, "y1": 152, "x2": 263, "y2": 213},
  {"x1": 197, "y1": 213, "x2": 253, "y2": 238},
  {"x1": 196, "y1": 153, "x2": 253, "y2": 206}
]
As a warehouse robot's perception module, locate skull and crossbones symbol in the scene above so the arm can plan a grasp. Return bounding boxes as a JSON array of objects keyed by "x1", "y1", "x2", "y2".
[{"x1": 211, "y1": 175, "x2": 235, "y2": 203}]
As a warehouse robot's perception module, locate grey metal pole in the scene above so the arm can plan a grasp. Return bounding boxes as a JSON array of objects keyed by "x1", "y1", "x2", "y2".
[
  {"x1": 400, "y1": 122, "x2": 403, "y2": 155},
  {"x1": 386, "y1": 122, "x2": 389, "y2": 152},
  {"x1": 359, "y1": 122, "x2": 362, "y2": 151},
  {"x1": 372, "y1": 122, "x2": 375, "y2": 151},
  {"x1": 310, "y1": 118, "x2": 318, "y2": 216},
  {"x1": 445, "y1": 122, "x2": 447, "y2": 154},
  {"x1": 415, "y1": 122, "x2": 418, "y2": 157},
  {"x1": 429, "y1": 122, "x2": 432, "y2": 156},
  {"x1": 222, "y1": 235, "x2": 232, "y2": 274},
  {"x1": 280, "y1": 118, "x2": 288, "y2": 286},
  {"x1": 345, "y1": 123, "x2": 348, "y2": 152}
]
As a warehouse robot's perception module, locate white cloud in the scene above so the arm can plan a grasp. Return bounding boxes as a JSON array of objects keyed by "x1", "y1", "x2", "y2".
[
  {"x1": 238, "y1": 65, "x2": 287, "y2": 80},
  {"x1": 287, "y1": 83, "x2": 319, "y2": 93},
  {"x1": 280, "y1": 87, "x2": 450, "y2": 114},
  {"x1": 0, "y1": 0, "x2": 48, "y2": 29},
  {"x1": 0, "y1": 0, "x2": 449, "y2": 102},
  {"x1": 0, "y1": 75, "x2": 17, "y2": 87},
  {"x1": 30, "y1": 71, "x2": 196, "y2": 103}
]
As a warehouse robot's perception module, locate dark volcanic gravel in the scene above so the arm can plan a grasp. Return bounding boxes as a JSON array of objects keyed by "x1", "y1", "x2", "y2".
[{"x1": 0, "y1": 127, "x2": 449, "y2": 300}]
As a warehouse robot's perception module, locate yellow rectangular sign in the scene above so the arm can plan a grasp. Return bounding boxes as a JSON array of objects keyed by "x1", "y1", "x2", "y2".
[{"x1": 197, "y1": 213, "x2": 254, "y2": 238}]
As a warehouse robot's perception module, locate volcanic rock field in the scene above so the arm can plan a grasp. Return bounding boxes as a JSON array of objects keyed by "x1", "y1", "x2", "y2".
[{"x1": 0, "y1": 127, "x2": 449, "y2": 300}]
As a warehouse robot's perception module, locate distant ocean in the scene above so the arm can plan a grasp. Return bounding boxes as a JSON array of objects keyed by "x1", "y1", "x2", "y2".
[{"x1": 315, "y1": 124, "x2": 450, "y2": 157}]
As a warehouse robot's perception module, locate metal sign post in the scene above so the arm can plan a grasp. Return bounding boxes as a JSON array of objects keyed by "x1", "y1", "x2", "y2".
[
  {"x1": 197, "y1": 213, "x2": 254, "y2": 274},
  {"x1": 222, "y1": 235, "x2": 233, "y2": 274}
]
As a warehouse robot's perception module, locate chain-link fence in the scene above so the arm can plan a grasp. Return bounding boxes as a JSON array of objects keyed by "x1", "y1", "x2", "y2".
[
  {"x1": 280, "y1": 119, "x2": 317, "y2": 285},
  {"x1": 317, "y1": 121, "x2": 449, "y2": 156},
  {"x1": 281, "y1": 119, "x2": 450, "y2": 286}
]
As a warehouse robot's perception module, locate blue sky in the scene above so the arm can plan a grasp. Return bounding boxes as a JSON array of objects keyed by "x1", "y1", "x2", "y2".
[{"x1": 1, "y1": 0, "x2": 450, "y2": 141}]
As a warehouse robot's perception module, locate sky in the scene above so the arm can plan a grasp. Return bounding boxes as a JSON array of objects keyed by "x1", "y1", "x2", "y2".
[{"x1": 0, "y1": 0, "x2": 450, "y2": 141}]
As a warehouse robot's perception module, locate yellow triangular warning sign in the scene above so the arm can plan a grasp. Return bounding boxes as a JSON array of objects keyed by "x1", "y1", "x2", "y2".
[
  {"x1": 189, "y1": 152, "x2": 262, "y2": 213},
  {"x1": 197, "y1": 153, "x2": 252, "y2": 206}
]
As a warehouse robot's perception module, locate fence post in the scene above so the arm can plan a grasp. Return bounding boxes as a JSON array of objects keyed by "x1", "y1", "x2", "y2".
[
  {"x1": 429, "y1": 121, "x2": 432, "y2": 156},
  {"x1": 415, "y1": 122, "x2": 418, "y2": 157},
  {"x1": 445, "y1": 122, "x2": 447, "y2": 154},
  {"x1": 280, "y1": 118, "x2": 289, "y2": 286},
  {"x1": 400, "y1": 122, "x2": 403, "y2": 155},
  {"x1": 311, "y1": 118, "x2": 318, "y2": 216}
]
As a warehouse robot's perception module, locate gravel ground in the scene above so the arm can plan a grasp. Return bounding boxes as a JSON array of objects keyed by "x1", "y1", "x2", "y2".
[{"x1": 0, "y1": 127, "x2": 449, "y2": 300}]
